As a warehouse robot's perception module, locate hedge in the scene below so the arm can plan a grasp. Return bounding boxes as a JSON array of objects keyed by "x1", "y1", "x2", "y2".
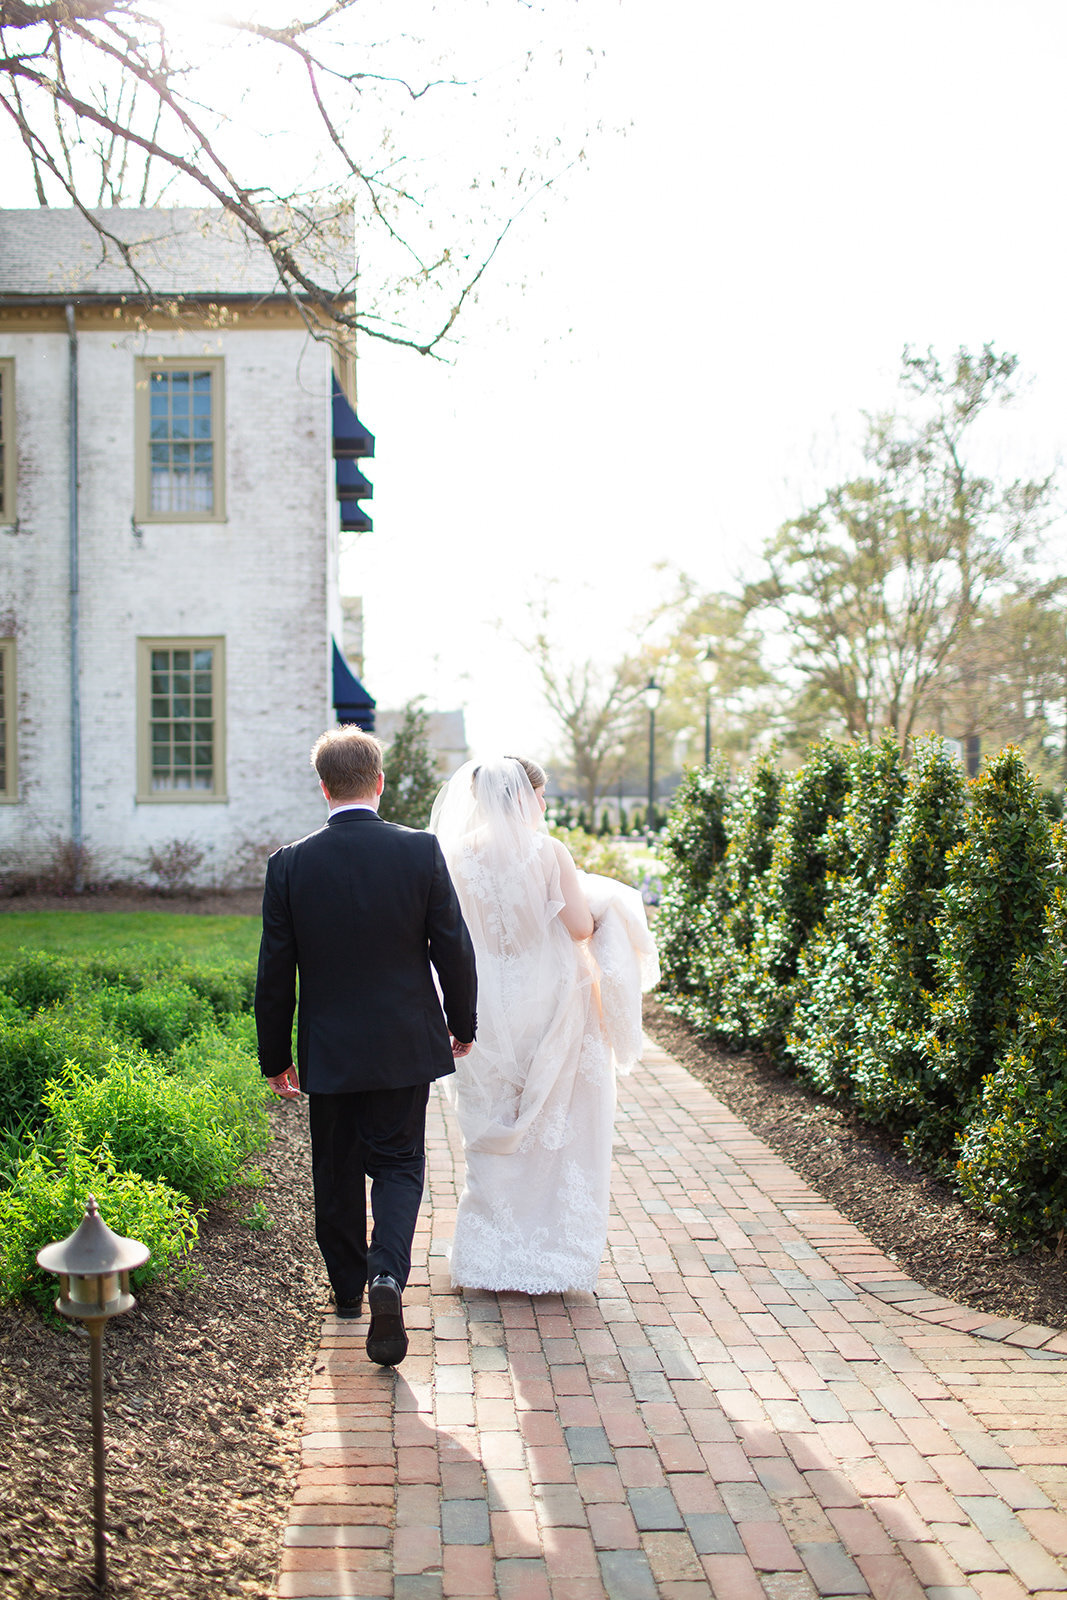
[{"x1": 656, "y1": 738, "x2": 1067, "y2": 1246}]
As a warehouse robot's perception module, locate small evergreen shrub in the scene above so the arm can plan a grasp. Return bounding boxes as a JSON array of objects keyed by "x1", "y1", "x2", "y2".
[
  {"x1": 915, "y1": 747, "x2": 1054, "y2": 1161},
  {"x1": 656, "y1": 759, "x2": 731, "y2": 1001},
  {"x1": 848, "y1": 738, "x2": 968, "y2": 1126},
  {"x1": 0, "y1": 1142, "x2": 198, "y2": 1315},
  {"x1": 691, "y1": 749, "x2": 783, "y2": 1039},
  {"x1": 788, "y1": 737, "x2": 907, "y2": 1092},
  {"x1": 955, "y1": 825, "x2": 1067, "y2": 1243},
  {"x1": 733, "y1": 739, "x2": 853, "y2": 1051}
]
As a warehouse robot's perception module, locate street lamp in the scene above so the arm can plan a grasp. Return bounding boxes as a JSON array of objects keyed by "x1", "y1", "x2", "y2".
[
  {"x1": 696, "y1": 646, "x2": 717, "y2": 765},
  {"x1": 643, "y1": 677, "x2": 662, "y2": 842},
  {"x1": 37, "y1": 1195, "x2": 149, "y2": 1592}
]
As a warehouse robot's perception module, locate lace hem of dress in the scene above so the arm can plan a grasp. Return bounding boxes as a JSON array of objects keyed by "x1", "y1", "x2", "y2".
[{"x1": 451, "y1": 1268, "x2": 600, "y2": 1295}]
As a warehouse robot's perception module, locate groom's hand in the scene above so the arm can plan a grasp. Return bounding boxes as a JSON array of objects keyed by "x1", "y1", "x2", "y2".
[
  {"x1": 451, "y1": 1037, "x2": 474, "y2": 1058},
  {"x1": 267, "y1": 1065, "x2": 302, "y2": 1099}
]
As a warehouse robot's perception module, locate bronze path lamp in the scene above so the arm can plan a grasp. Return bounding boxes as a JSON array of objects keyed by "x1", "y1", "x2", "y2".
[{"x1": 37, "y1": 1195, "x2": 149, "y2": 1592}]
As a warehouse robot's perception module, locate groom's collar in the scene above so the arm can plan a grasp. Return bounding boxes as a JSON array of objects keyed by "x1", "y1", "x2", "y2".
[{"x1": 327, "y1": 802, "x2": 381, "y2": 824}]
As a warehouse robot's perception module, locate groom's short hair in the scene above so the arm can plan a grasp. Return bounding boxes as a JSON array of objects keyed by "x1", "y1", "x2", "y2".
[{"x1": 311, "y1": 727, "x2": 383, "y2": 799}]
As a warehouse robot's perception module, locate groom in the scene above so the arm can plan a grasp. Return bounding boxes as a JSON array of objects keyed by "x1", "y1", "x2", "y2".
[{"x1": 254, "y1": 726, "x2": 477, "y2": 1366}]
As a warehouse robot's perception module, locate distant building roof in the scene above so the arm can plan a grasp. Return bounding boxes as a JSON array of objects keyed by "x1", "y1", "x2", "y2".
[{"x1": 0, "y1": 205, "x2": 354, "y2": 299}]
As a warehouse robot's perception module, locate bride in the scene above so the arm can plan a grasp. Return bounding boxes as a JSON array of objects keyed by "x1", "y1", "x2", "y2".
[{"x1": 430, "y1": 756, "x2": 658, "y2": 1295}]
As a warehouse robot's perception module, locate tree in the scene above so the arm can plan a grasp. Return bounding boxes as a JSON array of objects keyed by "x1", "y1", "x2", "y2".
[
  {"x1": 0, "y1": 0, "x2": 582, "y2": 354},
  {"x1": 378, "y1": 701, "x2": 441, "y2": 829},
  {"x1": 746, "y1": 346, "x2": 1056, "y2": 746},
  {"x1": 521, "y1": 597, "x2": 657, "y2": 810}
]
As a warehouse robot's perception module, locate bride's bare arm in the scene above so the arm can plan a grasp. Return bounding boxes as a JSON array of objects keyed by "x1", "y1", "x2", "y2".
[{"x1": 551, "y1": 838, "x2": 595, "y2": 940}]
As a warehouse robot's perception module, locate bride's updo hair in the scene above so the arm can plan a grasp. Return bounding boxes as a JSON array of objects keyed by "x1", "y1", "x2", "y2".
[
  {"x1": 469, "y1": 756, "x2": 547, "y2": 818},
  {"x1": 507, "y1": 756, "x2": 547, "y2": 790}
]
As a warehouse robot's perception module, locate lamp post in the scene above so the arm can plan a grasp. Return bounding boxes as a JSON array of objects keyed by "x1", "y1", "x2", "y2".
[
  {"x1": 643, "y1": 677, "x2": 662, "y2": 843},
  {"x1": 37, "y1": 1195, "x2": 149, "y2": 1592},
  {"x1": 696, "y1": 646, "x2": 717, "y2": 765}
]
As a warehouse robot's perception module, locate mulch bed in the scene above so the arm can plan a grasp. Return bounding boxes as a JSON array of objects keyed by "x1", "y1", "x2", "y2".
[
  {"x1": 0, "y1": 1099, "x2": 325, "y2": 1600},
  {"x1": 644, "y1": 996, "x2": 1067, "y2": 1333}
]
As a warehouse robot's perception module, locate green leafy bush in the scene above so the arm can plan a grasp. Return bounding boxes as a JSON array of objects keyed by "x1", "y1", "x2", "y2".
[
  {"x1": 171, "y1": 960, "x2": 256, "y2": 1017},
  {"x1": 733, "y1": 739, "x2": 853, "y2": 1051},
  {"x1": 655, "y1": 759, "x2": 731, "y2": 1000},
  {"x1": 0, "y1": 1014, "x2": 130, "y2": 1134},
  {"x1": 788, "y1": 738, "x2": 907, "y2": 1092},
  {"x1": 847, "y1": 738, "x2": 968, "y2": 1126},
  {"x1": 1, "y1": 952, "x2": 90, "y2": 1013},
  {"x1": 41, "y1": 1048, "x2": 262, "y2": 1205},
  {"x1": 0, "y1": 1141, "x2": 198, "y2": 1315},
  {"x1": 955, "y1": 826, "x2": 1067, "y2": 1242},
  {"x1": 689, "y1": 750, "x2": 783, "y2": 1039},
  {"x1": 94, "y1": 979, "x2": 209, "y2": 1054},
  {"x1": 915, "y1": 747, "x2": 1055, "y2": 1161}
]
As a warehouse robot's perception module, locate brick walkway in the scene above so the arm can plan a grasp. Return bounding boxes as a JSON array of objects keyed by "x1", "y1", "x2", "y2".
[{"x1": 277, "y1": 1038, "x2": 1067, "y2": 1600}]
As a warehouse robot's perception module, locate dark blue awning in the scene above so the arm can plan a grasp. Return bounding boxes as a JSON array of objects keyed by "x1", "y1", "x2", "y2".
[
  {"x1": 332, "y1": 375, "x2": 375, "y2": 458},
  {"x1": 332, "y1": 640, "x2": 376, "y2": 731},
  {"x1": 332, "y1": 375, "x2": 375, "y2": 532}
]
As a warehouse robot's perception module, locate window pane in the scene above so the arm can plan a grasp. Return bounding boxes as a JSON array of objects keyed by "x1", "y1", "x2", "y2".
[
  {"x1": 147, "y1": 368, "x2": 215, "y2": 514},
  {"x1": 146, "y1": 645, "x2": 216, "y2": 794}
]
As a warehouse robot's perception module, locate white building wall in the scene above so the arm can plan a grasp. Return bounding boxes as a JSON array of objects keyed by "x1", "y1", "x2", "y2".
[{"x1": 0, "y1": 318, "x2": 342, "y2": 885}]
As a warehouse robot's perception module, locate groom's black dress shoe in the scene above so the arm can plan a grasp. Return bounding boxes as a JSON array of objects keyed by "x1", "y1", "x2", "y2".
[
  {"x1": 366, "y1": 1275, "x2": 407, "y2": 1366},
  {"x1": 334, "y1": 1301, "x2": 363, "y2": 1319}
]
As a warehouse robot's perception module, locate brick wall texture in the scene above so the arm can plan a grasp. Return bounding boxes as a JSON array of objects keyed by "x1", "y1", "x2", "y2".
[{"x1": 0, "y1": 319, "x2": 344, "y2": 885}]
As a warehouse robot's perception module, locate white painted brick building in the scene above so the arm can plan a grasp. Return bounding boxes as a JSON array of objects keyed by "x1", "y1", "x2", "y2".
[{"x1": 0, "y1": 206, "x2": 375, "y2": 888}]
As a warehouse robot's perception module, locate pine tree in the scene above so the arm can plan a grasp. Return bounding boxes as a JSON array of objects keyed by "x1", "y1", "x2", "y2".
[{"x1": 379, "y1": 703, "x2": 442, "y2": 829}]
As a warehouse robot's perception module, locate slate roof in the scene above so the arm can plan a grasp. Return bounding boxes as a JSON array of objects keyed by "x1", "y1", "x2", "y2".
[{"x1": 0, "y1": 206, "x2": 355, "y2": 298}]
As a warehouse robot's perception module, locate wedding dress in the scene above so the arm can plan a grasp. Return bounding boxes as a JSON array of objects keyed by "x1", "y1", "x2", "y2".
[{"x1": 430, "y1": 759, "x2": 659, "y2": 1295}]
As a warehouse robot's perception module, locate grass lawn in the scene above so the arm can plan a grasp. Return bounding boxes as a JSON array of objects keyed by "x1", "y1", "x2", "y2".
[{"x1": 0, "y1": 912, "x2": 261, "y2": 962}]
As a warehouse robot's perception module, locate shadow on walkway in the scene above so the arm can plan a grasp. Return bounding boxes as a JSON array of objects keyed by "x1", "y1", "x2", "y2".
[{"x1": 277, "y1": 1039, "x2": 1067, "y2": 1600}]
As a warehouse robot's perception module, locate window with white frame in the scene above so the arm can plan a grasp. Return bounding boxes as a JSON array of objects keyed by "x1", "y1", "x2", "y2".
[
  {"x1": 137, "y1": 638, "x2": 226, "y2": 800},
  {"x1": 0, "y1": 638, "x2": 16, "y2": 800},
  {"x1": 135, "y1": 358, "x2": 225, "y2": 522}
]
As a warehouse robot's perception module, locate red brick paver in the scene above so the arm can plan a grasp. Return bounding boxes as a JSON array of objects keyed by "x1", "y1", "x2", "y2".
[{"x1": 275, "y1": 1038, "x2": 1067, "y2": 1598}]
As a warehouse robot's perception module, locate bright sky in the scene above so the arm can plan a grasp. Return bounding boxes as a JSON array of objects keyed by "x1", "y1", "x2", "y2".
[
  {"x1": 347, "y1": 0, "x2": 1067, "y2": 758},
  {"x1": 5, "y1": 0, "x2": 1067, "y2": 763}
]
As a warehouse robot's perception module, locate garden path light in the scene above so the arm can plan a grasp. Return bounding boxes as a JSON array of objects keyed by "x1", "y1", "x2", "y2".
[{"x1": 37, "y1": 1195, "x2": 149, "y2": 1593}]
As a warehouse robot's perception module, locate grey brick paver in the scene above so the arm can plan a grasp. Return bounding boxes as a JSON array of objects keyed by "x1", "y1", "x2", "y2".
[{"x1": 277, "y1": 1034, "x2": 1067, "y2": 1600}]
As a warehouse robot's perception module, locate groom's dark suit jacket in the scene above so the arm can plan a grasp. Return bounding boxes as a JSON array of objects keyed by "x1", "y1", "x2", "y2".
[{"x1": 255, "y1": 808, "x2": 477, "y2": 1094}]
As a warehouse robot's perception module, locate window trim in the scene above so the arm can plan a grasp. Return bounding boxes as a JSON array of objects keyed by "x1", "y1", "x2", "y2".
[
  {"x1": 0, "y1": 359, "x2": 15, "y2": 526},
  {"x1": 0, "y1": 637, "x2": 16, "y2": 802},
  {"x1": 134, "y1": 356, "x2": 226, "y2": 524},
  {"x1": 136, "y1": 636, "x2": 227, "y2": 803}
]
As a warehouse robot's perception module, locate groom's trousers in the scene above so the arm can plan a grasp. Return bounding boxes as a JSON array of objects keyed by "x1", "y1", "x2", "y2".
[{"x1": 308, "y1": 1083, "x2": 431, "y2": 1304}]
